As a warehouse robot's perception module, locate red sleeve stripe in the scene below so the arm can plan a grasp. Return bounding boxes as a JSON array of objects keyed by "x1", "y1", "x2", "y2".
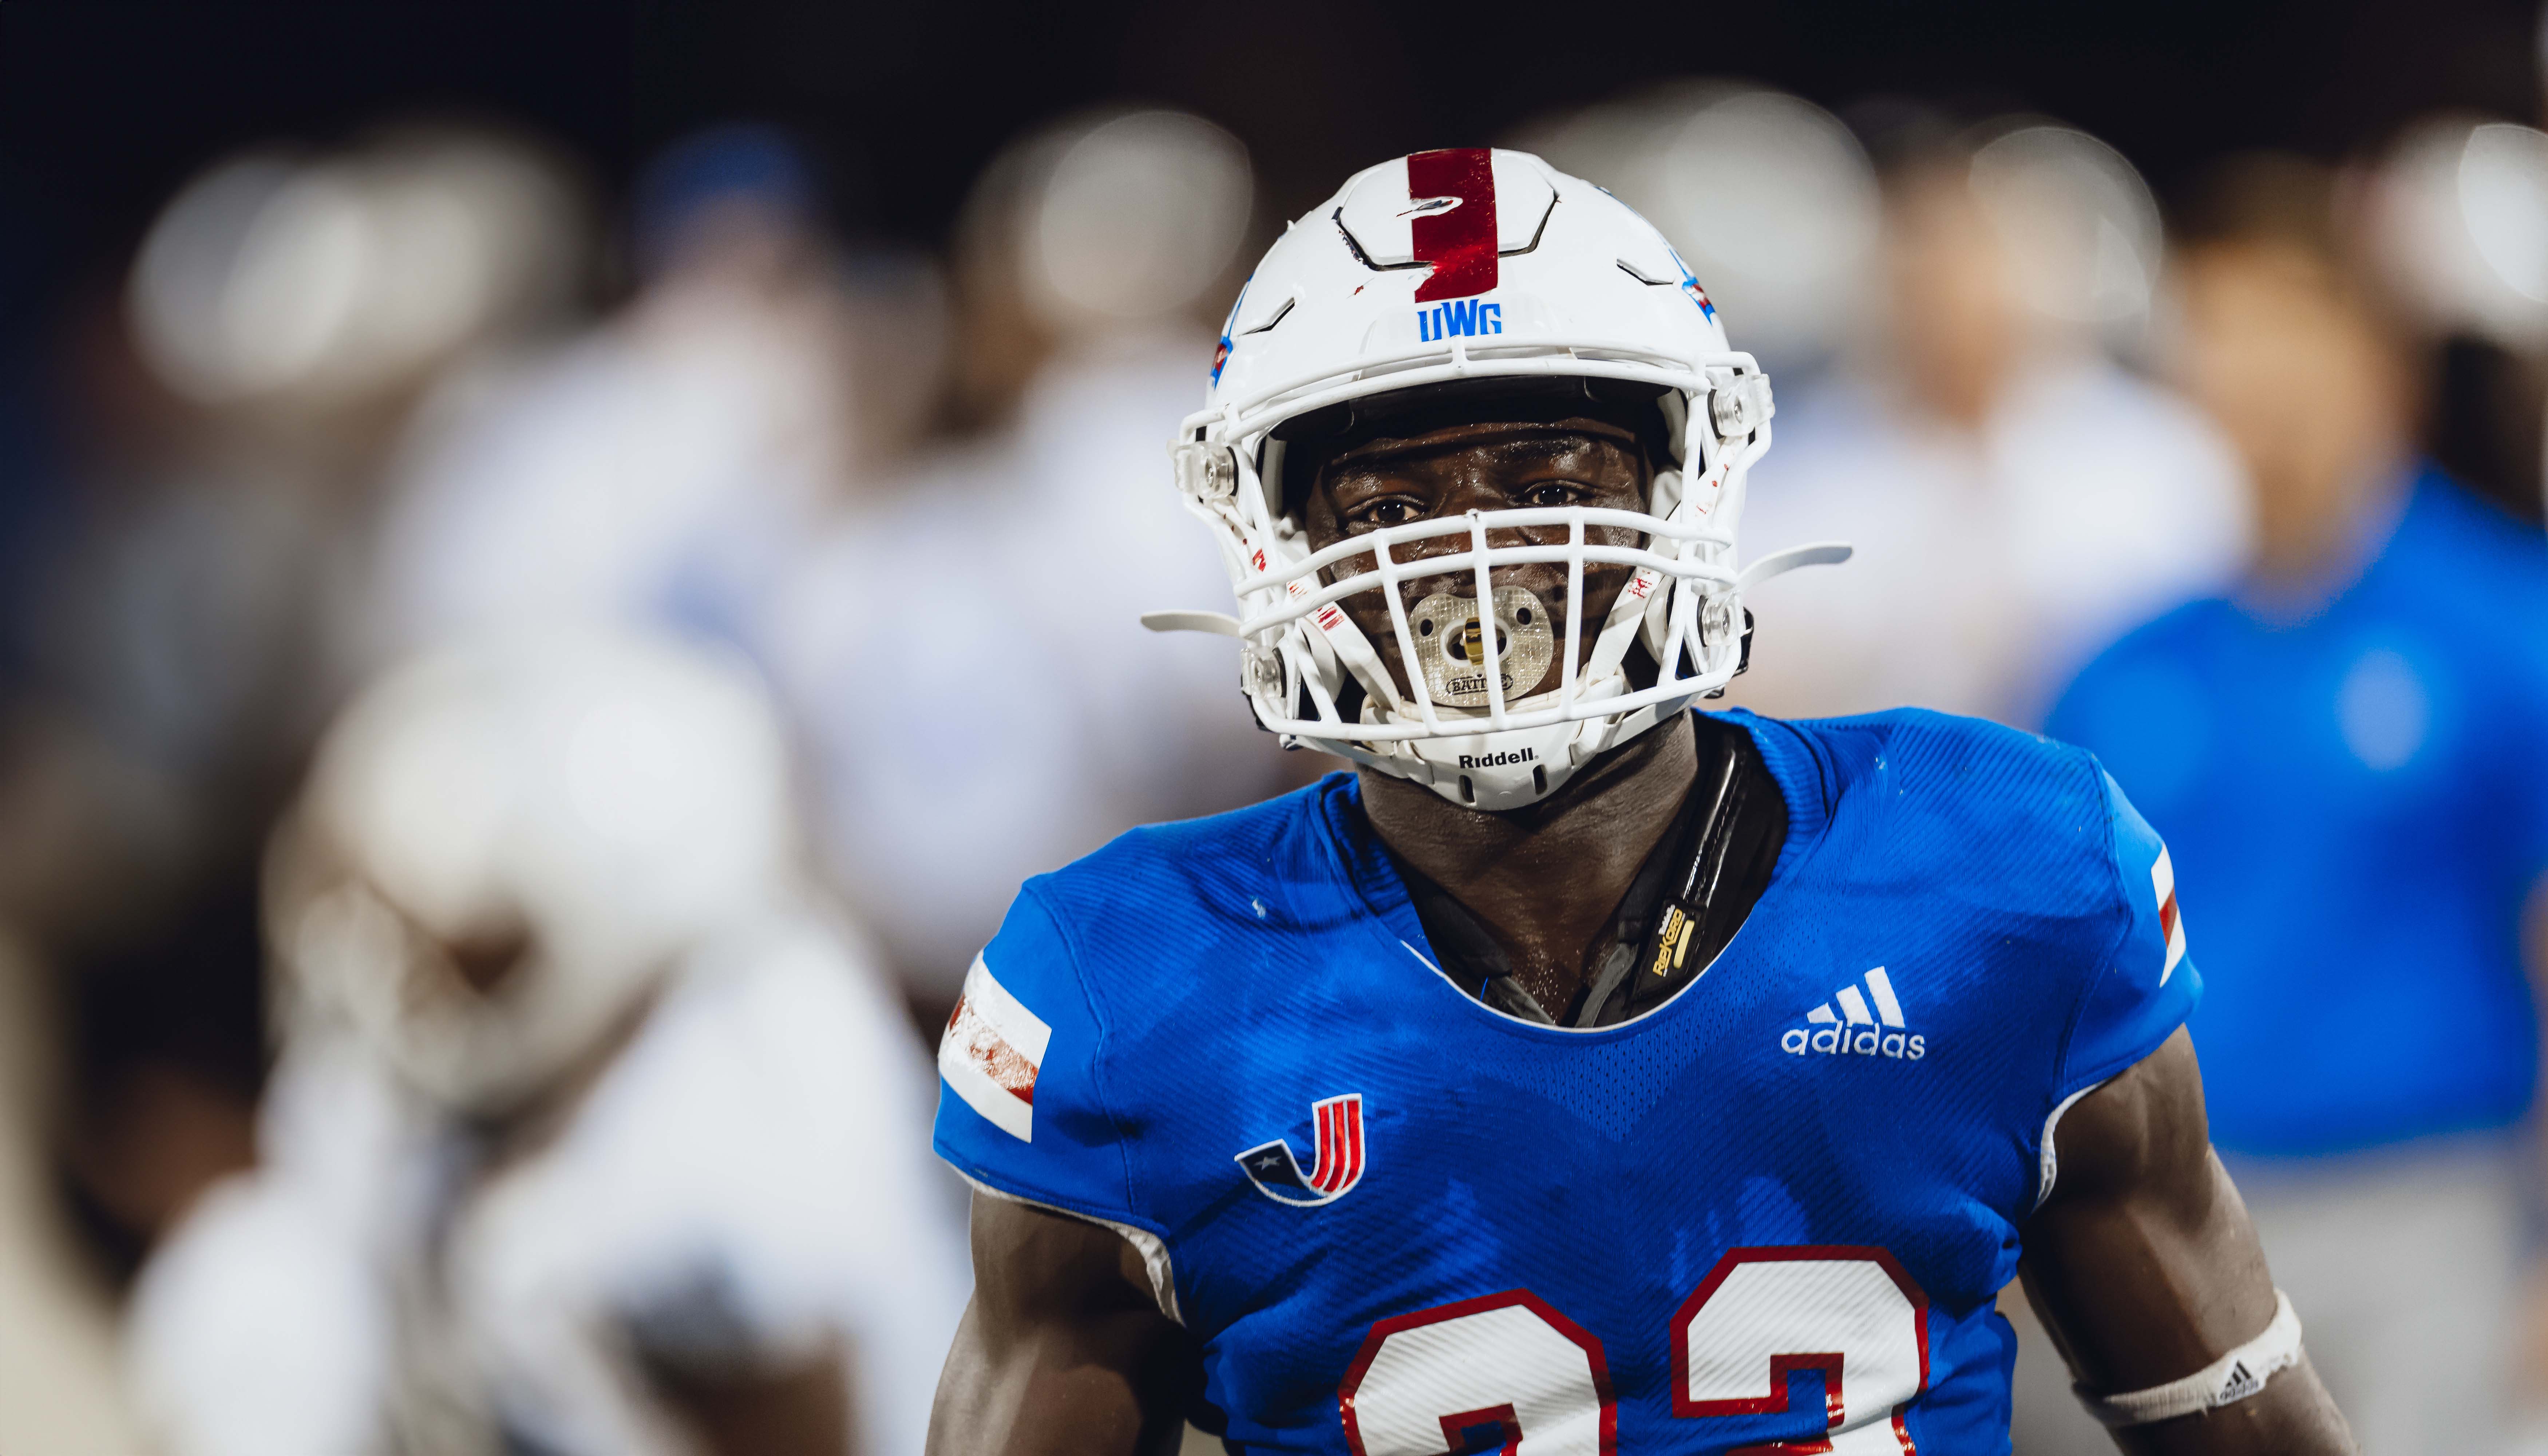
[
  {"x1": 946, "y1": 996, "x2": 1037, "y2": 1105},
  {"x1": 2150, "y1": 847, "x2": 2187, "y2": 984},
  {"x1": 937, "y1": 953, "x2": 1053, "y2": 1142}
]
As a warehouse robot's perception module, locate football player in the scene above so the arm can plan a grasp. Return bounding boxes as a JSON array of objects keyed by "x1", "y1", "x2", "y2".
[
  {"x1": 927, "y1": 149, "x2": 2353, "y2": 1454},
  {"x1": 128, "y1": 630, "x2": 966, "y2": 1456}
]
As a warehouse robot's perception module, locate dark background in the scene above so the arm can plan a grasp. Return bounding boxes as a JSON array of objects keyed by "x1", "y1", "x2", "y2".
[
  {"x1": 5, "y1": 0, "x2": 2541, "y2": 280},
  {"x1": 7, "y1": 0, "x2": 2541, "y2": 555}
]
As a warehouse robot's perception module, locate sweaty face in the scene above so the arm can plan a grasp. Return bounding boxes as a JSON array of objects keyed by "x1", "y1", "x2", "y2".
[{"x1": 1300, "y1": 419, "x2": 1654, "y2": 709}]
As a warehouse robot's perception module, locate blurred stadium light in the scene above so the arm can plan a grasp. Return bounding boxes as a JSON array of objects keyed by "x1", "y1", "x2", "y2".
[
  {"x1": 1966, "y1": 123, "x2": 2165, "y2": 349},
  {"x1": 1514, "y1": 83, "x2": 1880, "y2": 372},
  {"x1": 1024, "y1": 110, "x2": 1254, "y2": 335},
  {"x1": 2368, "y1": 114, "x2": 2548, "y2": 351},
  {"x1": 128, "y1": 127, "x2": 585, "y2": 412}
]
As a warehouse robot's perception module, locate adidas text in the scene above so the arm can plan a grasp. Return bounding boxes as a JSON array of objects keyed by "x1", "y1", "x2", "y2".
[
  {"x1": 1783, "y1": 966, "x2": 1924, "y2": 1060},
  {"x1": 1782, "y1": 1027, "x2": 1926, "y2": 1059},
  {"x1": 1456, "y1": 748, "x2": 1536, "y2": 769}
]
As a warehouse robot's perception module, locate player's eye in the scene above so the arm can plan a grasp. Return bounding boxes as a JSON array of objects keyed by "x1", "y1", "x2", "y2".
[
  {"x1": 1358, "y1": 499, "x2": 1422, "y2": 527},
  {"x1": 1519, "y1": 482, "x2": 1583, "y2": 508}
]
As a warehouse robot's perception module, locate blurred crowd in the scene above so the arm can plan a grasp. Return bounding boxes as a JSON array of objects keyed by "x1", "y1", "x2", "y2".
[{"x1": 2, "y1": 52, "x2": 2548, "y2": 1456}]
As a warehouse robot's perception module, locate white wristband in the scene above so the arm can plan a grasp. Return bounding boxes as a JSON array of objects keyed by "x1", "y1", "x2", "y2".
[{"x1": 2076, "y1": 1289, "x2": 2302, "y2": 1428}]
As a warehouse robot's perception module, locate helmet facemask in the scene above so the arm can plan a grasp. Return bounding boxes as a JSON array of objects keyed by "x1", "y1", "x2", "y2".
[
  {"x1": 1281, "y1": 383, "x2": 1682, "y2": 792},
  {"x1": 1175, "y1": 365, "x2": 1774, "y2": 811}
]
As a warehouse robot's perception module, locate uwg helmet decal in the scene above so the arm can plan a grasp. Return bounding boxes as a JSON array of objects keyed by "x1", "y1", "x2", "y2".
[
  {"x1": 1408, "y1": 149, "x2": 1498, "y2": 301},
  {"x1": 1235, "y1": 1093, "x2": 1366, "y2": 1206}
]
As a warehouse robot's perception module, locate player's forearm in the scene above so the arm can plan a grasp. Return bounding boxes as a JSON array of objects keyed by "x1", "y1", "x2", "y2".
[{"x1": 2024, "y1": 1203, "x2": 2354, "y2": 1456}]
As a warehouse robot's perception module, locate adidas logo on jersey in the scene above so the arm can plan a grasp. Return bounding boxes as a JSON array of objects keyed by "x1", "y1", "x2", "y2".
[{"x1": 1781, "y1": 967, "x2": 1925, "y2": 1060}]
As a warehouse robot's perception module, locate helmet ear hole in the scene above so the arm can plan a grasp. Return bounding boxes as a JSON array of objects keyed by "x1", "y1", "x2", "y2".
[
  {"x1": 1332, "y1": 673, "x2": 1368, "y2": 726},
  {"x1": 1621, "y1": 625, "x2": 1712, "y2": 695}
]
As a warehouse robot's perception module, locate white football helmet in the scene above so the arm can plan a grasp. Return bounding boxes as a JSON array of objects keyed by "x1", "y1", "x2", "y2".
[
  {"x1": 1154, "y1": 147, "x2": 1845, "y2": 810},
  {"x1": 270, "y1": 629, "x2": 792, "y2": 1114}
]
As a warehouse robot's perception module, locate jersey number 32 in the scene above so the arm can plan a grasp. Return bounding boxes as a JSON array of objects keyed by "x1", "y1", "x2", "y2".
[{"x1": 1336, "y1": 1246, "x2": 1928, "y2": 1455}]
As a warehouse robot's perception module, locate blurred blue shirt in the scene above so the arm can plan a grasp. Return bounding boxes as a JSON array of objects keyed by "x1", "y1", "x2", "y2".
[{"x1": 2046, "y1": 466, "x2": 2548, "y2": 1158}]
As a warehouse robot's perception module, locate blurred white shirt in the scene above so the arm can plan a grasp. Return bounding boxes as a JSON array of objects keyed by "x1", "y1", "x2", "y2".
[
  {"x1": 127, "y1": 907, "x2": 968, "y2": 1456},
  {"x1": 366, "y1": 274, "x2": 851, "y2": 665},
  {"x1": 1728, "y1": 352, "x2": 2250, "y2": 726},
  {"x1": 762, "y1": 337, "x2": 1292, "y2": 995}
]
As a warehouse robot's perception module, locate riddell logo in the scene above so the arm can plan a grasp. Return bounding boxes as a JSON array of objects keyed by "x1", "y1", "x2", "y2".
[
  {"x1": 1781, "y1": 967, "x2": 1926, "y2": 1060},
  {"x1": 1456, "y1": 747, "x2": 1536, "y2": 769}
]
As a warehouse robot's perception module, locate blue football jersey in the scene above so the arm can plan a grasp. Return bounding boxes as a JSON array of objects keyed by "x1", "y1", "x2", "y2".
[{"x1": 935, "y1": 708, "x2": 2197, "y2": 1455}]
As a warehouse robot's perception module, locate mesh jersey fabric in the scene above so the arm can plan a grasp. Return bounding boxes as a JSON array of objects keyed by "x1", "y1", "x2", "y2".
[
  {"x1": 2048, "y1": 467, "x2": 2548, "y2": 1158},
  {"x1": 934, "y1": 707, "x2": 2197, "y2": 1455}
]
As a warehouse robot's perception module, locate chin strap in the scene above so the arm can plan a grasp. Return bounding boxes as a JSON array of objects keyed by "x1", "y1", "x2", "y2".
[{"x1": 2075, "y1": 1290, "x2": 2303, "y2": 1428}]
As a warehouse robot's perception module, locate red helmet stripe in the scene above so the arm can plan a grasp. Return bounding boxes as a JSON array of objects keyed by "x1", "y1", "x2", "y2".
[{"x1": 1408, "y1": 148, "x2": 1499, "y2": 302}]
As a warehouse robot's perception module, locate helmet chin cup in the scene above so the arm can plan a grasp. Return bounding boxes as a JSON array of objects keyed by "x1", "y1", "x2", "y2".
[{"x1": 1394, "y1": 676, "x2": 1631, "y2": 811}]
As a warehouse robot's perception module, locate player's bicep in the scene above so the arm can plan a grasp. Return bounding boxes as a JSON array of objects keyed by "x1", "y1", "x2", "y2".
[
  {"x1": 929, "y1": 1195, "x2": 1187, "y2": 1456},
  {"x1": 2022, "y1": 1029, "x2": 2270, "y2": 1383},
  {"x1": 2019, "y1": 1030, "x2": 2350, "y2": 1453}
]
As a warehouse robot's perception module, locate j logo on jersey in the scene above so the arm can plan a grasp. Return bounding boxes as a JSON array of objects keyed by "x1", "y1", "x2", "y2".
[
  {"x1": 1782, "y1": 966, "x2": 1926, "y2": 1060},
  {"x1": 1235, "y1": 1093, "x2": 1366, "y2": 1206}
]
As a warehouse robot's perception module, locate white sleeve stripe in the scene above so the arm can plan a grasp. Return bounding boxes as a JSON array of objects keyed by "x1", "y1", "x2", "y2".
[
  {"x1": 938, "y1": 953, "x2": 1052, "y2": 1142},
  {"x1": 958, "y1": 953, "x2": 1051, "y2": 1064},
  {"x1": 2152, "y1": 847, "x2": 2188, "y2": 984},
  {"x1": 940, "y1": 1041, "x2": 1034, "y2": 1141}
]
